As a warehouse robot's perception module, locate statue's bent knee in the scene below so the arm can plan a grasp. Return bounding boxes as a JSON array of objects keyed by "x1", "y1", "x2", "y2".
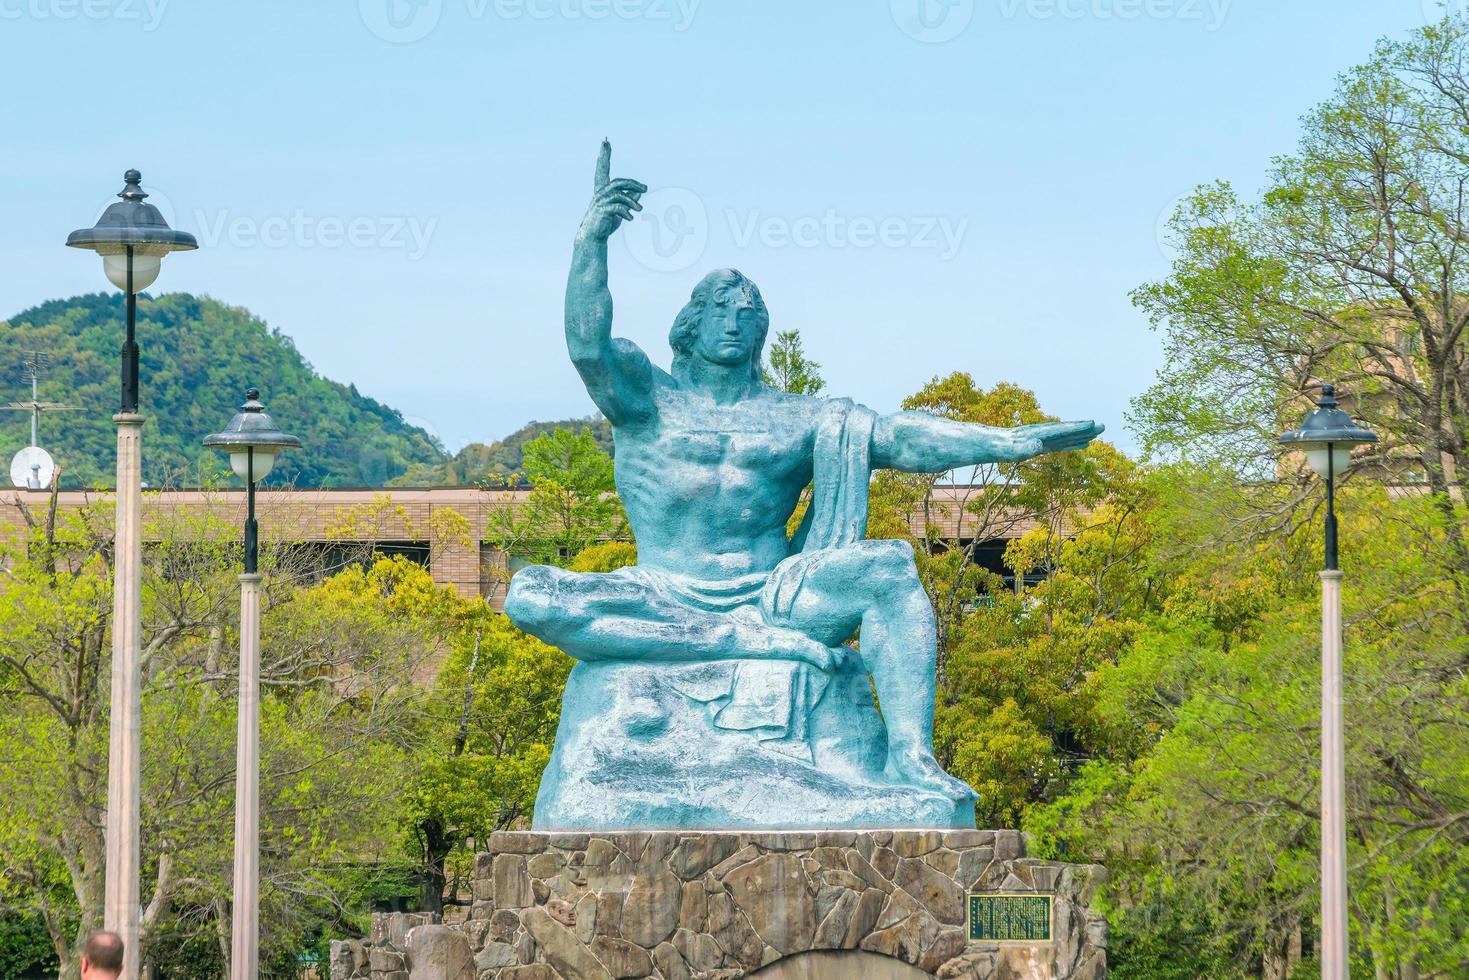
[{"x1": 866, "y1": 538, "x2": 919, "y2": 585}]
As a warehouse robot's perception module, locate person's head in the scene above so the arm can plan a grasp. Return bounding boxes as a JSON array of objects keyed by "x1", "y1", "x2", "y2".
[
  {"x1": 669, "y1": 268, "x2": 770, "y2": 380},
  {"x1": 80, "y1": 930, "x2": 124, "y2": 980}
]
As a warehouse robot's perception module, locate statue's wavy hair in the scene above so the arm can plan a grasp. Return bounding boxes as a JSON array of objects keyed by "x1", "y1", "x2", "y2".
[{"x1": 669, "y1": 269, "x2": 769, "y2": 380}]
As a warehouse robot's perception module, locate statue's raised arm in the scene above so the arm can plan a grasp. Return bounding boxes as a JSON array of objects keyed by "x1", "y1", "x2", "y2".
[
  {"x1": 871, "y1": 411, "x2": 1104, "y2": 472},
  {"x1": 565, "y1": 141, "x2": 656, "y2": 425}
]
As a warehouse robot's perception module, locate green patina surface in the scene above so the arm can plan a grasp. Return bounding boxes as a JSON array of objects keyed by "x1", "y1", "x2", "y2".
[{"x1": 507, "y1": 142, "x2": 1104, "y2": 829}]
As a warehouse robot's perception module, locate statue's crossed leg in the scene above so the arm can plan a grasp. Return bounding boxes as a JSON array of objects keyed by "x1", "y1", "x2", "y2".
[{"x1": 506, "y1": 538, "x2": 977, "y2": 803}]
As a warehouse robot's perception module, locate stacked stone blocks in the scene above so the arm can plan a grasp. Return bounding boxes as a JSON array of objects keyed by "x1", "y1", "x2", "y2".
[{"x1": 333, "y1": 829, "x2": 1106, "y2": 980}]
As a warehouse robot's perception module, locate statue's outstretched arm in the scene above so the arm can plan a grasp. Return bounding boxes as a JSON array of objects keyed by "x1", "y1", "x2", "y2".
[
  {"x1": 566, "y1": 141, "x2": 657, "y2": 425},
  {"x1": 871, "y1": 411, "x2": 1104, "y2": 472}
]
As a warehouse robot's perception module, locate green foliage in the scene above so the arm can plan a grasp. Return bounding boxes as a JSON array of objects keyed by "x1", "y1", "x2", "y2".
[
  {"x1": 1100, "y1": 19, "x2": 1469, "y2": 974},
  {"x1": 390, "y1": 416, "x2": 614, "y2": 487},
  {"x1": 1130, "y1": 11, "x2": 1469, "y2": 508},
  {"x1": 567, "y1": 540, "x2": 638, "y2": 572},
  {"x1": 405, "y1": 615, "x2": 570, "y2": 839},
  {"x1": 762, "y1": 329, "x2": 826, "y2": 395},
  {"x1": 869, "y1": 362, "x2": 1468, "y2": 974},
  {"x1": 483, "y1": 426, "x2": 630, "y2": 571},
  {"x1": 143, "y1": 920, "x2": 226, "y2": 979},
  {"x1": 389, "y1": 429, "x2": 635, "y2": 913},
  {"x1": 522, "y1": 425, "x2": 616, "y2": 491},
  {"x1": 947, "y1": 698, "x2": 1056, "y2": 828},
  {"x1": 0, "y1": 912, "x2": 58, "y2": 978},
  {"x1": 1017, "y1": 446, "x2": 1469, "y2": 978},
  {"x1": 869, "y1": 373, "x2": 1139, "y2": 825},
  {"x1": 0, "y1": 501, "x2": 441, "y2": 977},
  {"x1": 384, "y1": 572, "x2": 573, "y2": 913},
  {"x1": 0, "y1": 293, "x2": 446, "y2": 488}
]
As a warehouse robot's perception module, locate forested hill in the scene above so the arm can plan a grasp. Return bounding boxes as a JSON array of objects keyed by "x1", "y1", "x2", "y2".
[
  {"x1": 1, "y1": 293, "x2": 447, "y2": 488},
  {"x1": 389, "y1": 416, "x2": 612, "y2": 486}
]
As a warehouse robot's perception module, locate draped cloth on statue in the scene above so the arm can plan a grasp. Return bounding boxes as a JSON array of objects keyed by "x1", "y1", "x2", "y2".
[{"x1": 792, "y1": 397, "x2": 878, "y2": 553}]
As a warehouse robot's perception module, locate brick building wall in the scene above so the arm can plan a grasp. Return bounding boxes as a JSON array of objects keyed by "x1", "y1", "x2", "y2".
[{"x1": 0, "y1": 485, "x2": 1037, "y2": 609}]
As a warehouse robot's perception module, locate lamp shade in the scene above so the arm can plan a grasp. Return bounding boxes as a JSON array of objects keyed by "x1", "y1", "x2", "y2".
[
  {"x1": 203, "y1": 388, "x2": 301, "y2": 484},
  {"x1": 1278, "y1": 384, "x2": 1377, "y2": 477},
  {"x1": 67, "y1": 170, "x2": 197, "y2": 291},
  {"x1": 103, "y1": 253, "x2": 162, "y2": 291}
]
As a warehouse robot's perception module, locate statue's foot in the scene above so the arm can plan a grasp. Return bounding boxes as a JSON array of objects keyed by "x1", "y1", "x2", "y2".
[{"x1": 884, "y1": 742, "x2": 978, "y2": 803}]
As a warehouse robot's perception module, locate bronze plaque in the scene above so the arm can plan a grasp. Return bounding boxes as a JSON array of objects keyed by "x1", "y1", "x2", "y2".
[{"x1": 967, "y1": 892, "x2": 1053, "y2": 942}]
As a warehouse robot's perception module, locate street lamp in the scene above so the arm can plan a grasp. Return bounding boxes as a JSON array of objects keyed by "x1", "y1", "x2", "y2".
[
  {"x1": 204, "y1": 388, "x2": 301, "y2": 980},
  {"x1": 67, "y1": 169, "x2": 197, "y2": 980},
  {"x1": 67, "y1": 170, "x2": 198, "y2": 415},
  {"x1": 1278, "y1": 383, "x2": 1376, "y2": 980}
]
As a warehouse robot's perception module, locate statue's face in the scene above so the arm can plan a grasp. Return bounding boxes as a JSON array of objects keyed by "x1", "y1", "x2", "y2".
[{"x1": 692, "y1": 291, "x2": 763, "y2": 367}]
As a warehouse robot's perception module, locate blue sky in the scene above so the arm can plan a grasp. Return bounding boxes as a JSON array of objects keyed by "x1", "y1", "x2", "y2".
[{"x1": 0, "y1": 0, "x2": 1442, "y2": 453}]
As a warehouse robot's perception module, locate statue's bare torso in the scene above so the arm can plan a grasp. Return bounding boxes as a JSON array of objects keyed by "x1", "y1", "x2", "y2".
[{"x1": 614, "y1": 378, "x2": 819, "y2": 580}]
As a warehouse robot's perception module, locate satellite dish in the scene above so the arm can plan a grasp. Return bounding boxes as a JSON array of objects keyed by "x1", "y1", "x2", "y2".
[{"x1": 10, "y1": 446, "x2": 55, "y2": 490}]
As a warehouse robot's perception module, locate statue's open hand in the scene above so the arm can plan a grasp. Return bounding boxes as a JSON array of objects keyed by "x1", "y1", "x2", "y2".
[
  {"x1": 1017, "y1": 420, "x2": 1105, "y2": 459},
  {"x1": 580, "y1": 140, "x2": 648, "y2": 242}
]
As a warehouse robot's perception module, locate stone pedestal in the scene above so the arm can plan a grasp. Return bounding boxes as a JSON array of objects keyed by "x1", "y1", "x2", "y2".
[{"x1": 333, "y1": 830, "x2": 1106, "y2": 980}]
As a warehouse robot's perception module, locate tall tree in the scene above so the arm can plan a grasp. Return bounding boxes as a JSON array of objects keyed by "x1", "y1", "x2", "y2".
[
  {"x1": 762, "y1": 329, "x2": 826, "y2": 395},
  {"x1": 1038, "y1": 18, "x2": 1469, "y2": 975},
  {"x1": 868, "y1": 375, "x2": 1116, "y2": 689},
  {"x1": 866, "y1": 375, "x2": 1134, "y2": 825},
  {"x1": 1132, "y1": 14, "x2": 1469, "y2": 590},
  {"x1": 1027, "y1": 473, "x2": 1469, "y2": 979},
  {"x1": 401, "y1": 614, "x2": 571, "y2": 917},
  {"x1": 482, "y1": 427, "x2": 629, "y2": 592},
  {"x1": 0, "y1": 495, "x2": 430, "y2": 977}
]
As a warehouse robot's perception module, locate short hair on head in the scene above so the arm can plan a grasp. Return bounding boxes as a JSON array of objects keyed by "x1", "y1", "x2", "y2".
[
  {"x1": 669, "y1": 268, "x2": 770, "y2": 378},
  {"x1": 83, "y1": 931, "x2": 124, "y2": 973}
]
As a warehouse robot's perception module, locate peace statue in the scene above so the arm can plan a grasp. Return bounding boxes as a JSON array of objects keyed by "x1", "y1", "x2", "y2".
[{"x1": 505, "y1": 143, "x2": 1103, "y2": 830}]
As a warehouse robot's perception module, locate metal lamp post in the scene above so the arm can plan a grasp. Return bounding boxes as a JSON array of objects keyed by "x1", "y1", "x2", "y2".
[
  {"x1": 1278, "y1": 383, "x2": 1377, "y2": 980},
  {"x1": 202, "y1": 388, "x2": 300, "y2": 980},
  {"x1": 204, "y1": 388, "x2": 301, "y2": 980},
  {"x1": 67, "y1": 169, "x2": 197, "y2": 980}
]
